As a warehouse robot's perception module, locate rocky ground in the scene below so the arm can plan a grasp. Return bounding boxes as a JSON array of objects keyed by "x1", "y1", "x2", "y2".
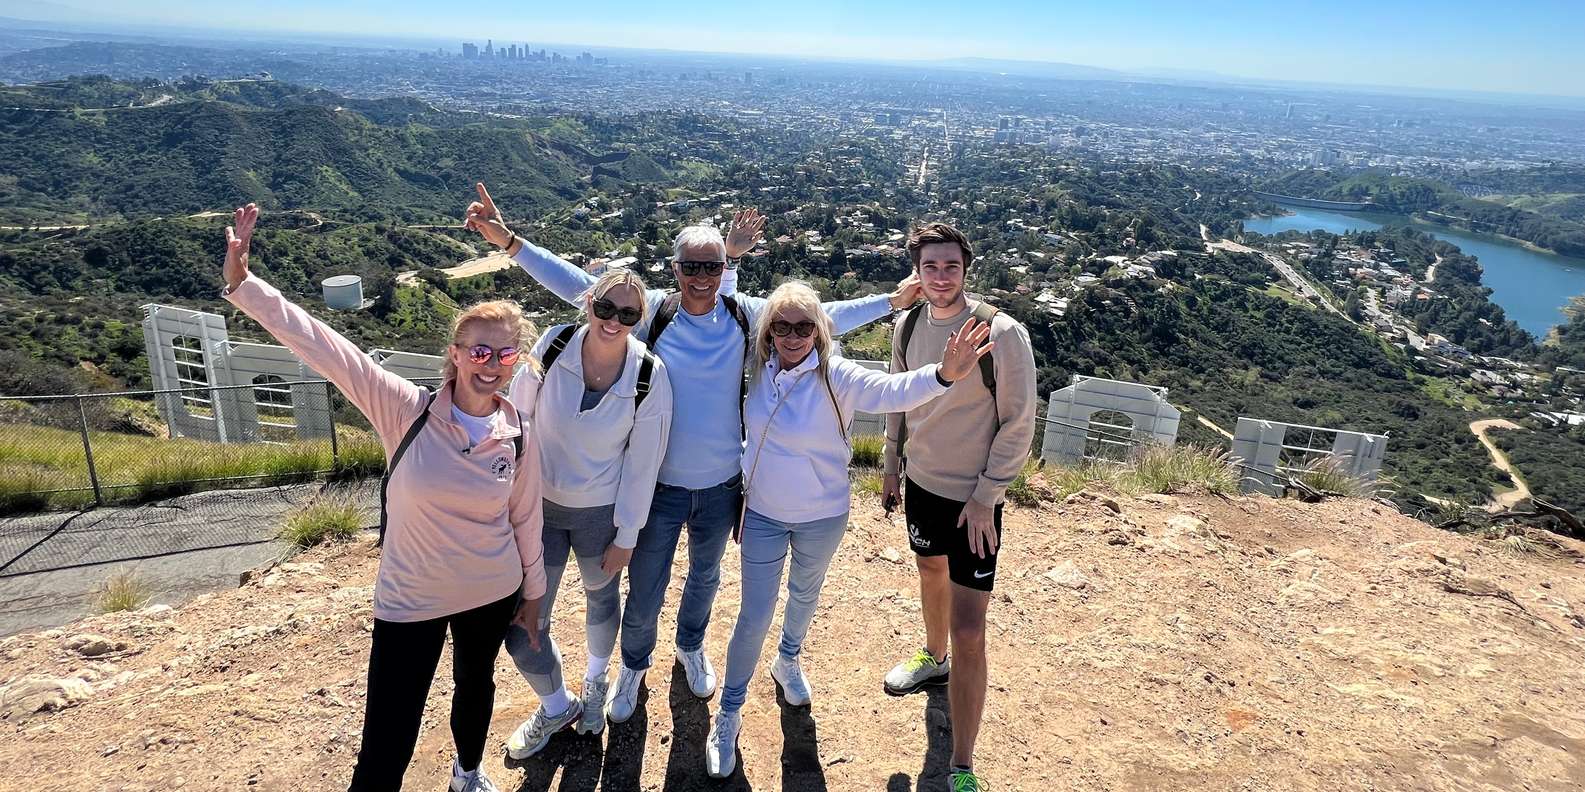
[{"x1": 3, "y1": 488, "x2": 1584, "y2": 791}]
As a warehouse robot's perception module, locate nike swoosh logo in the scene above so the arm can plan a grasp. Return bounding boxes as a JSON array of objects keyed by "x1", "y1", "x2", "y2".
[{"x1": 973, "y1": 570, "x2": 993, "y2": 579}]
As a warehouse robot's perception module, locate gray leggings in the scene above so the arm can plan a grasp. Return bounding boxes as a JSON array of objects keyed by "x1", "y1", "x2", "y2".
[{"x1": 505, "y1": 500, "x2": 622, "y2": 697}]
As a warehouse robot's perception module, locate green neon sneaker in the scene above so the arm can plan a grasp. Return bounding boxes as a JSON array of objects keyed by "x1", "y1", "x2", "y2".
[
  {"x1": 949, "y1": 768, "x2": 988, "y2": 792},
  {"x1": 883, "y1": 647, "x2": 949, "y2": 696}
]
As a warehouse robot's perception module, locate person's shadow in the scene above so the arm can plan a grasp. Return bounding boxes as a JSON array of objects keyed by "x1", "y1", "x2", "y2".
[
  {"x1": 775, "y1": 681, "x2": 829, "y2": 792},
  {"x1": 884, "y1": 686, "x2": 953, "y2": 792},
  {"x1": 661, "y1": 662, "x2": 752, "y2": 791},
  {"x1": 508, "y1": 683, "x2": 651, "y2": 792}
]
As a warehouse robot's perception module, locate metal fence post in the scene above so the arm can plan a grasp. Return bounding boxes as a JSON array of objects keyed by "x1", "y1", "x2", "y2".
[
  {"x1": 327, "y1": 380, "x2": 339, "y2": 468},
  {"x1": 75, "y1": 395, "x2": 103, "y2": 506}
]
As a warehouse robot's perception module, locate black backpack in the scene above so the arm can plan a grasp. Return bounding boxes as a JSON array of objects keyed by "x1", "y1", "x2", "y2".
[
  {"x1": 895, "y1": 300, "x2": 1000, "y2": 460},
  {"x1": 647, "y1": 292, "x2": 752, "y2": 436},
  {"x1": 378, "y1": 385, "x2": 526, "y2": 543},
  {"x1": 538, "y1": 323, "x2": 659, "y2": 410}
]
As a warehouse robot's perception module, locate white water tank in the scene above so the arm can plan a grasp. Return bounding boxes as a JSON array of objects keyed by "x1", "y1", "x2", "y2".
[{"x1": 322, "y1": 275, "x2": 363, "y2": 310}]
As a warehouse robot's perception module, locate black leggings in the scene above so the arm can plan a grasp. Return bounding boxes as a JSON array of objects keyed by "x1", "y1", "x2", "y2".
[{"x1": 347, "y1": 589, "x2": 518, "y2": 791}]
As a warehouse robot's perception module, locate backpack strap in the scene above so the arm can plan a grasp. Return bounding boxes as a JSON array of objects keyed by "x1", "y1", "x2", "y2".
[
  {"x1": 634, "y1": 350, "x2": 659, "y2": 410},
  {"x1": 537, "y1": 324, "x2": 579, "y2": 372},
  {"x1": 971, "y1": 301, "x2": 1000, "y2": 399},
  {"x1": 895, "y1": 304, "x2": 927, "y2": 462},
  {"x1": 646, "y1": 293, "x2": 682, "y2": 347},
  {"x1": 379, "y1": 385, "x2": 436, "y2": 544}
]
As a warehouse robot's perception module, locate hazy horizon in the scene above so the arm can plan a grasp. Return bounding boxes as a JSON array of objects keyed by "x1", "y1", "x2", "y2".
[{"x1": 3, "y1": 0, "x2": 1582, "y2": 101}]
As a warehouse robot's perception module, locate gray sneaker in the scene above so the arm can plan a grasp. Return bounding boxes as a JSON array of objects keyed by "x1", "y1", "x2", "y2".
[
  {"x1": 883, "y1": 648, "x2": 949, "y2": 696},
  {"x1": 574, "y1": 675, "x2": 609, "y2": 735},
  {"x1": 506, "y1": 699, "x2": 584, "y2": 759},
  {"x1": 449, "y1": 760, "x2": 501, "y2": 792}
]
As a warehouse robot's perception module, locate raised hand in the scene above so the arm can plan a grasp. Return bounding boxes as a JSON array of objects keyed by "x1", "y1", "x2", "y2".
[
  {"x1": 724, "y1": 208, "x2": 766, "y2": 259},
  {"x1": 938, "y1": 318, "x2": 995, "y2": 382},
  {"x1": 223, "y1": 203, "x2": 259, "y2": 291},
  {"x1": 463, "y1": 182, "x2": 514, "y2": 249},
  {"x1": 888, "y1": 272, "x2": 923, "y2": 310}
]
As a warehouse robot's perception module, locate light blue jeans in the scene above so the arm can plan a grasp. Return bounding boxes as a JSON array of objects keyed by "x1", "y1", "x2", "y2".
[
  {"x1": 620, "y1": 475, "x2": 741, "y2": 671},
  {"x1": 720, "y1": 508, "x2": 849, "y2": 713}
]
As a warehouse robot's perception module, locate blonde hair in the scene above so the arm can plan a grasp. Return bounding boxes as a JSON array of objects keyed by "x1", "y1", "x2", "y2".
[
  {"x1": 751, "y1": 281, "x2": 836, "y2": 377},
  {"x1": 441, "y1": 300, "x2": 539, "y2": 380},
  {"x1": 584, "y1": 268, "x2": 650, "y2": 325}
]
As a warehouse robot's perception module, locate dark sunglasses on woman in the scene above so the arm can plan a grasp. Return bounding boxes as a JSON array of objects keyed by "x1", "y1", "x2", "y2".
[
  {"x1": 769, "y1": 320, "x2": 816, "y2": 338},
  {"x1": 464, "y1": 344, "x2": 520, "y2": 366},
  {"x1": 592, "y1": 298, "x2": 642, "y2": 327},
  {"x1": 677, "y1": 260, "x2": 725, "y2": 277}
]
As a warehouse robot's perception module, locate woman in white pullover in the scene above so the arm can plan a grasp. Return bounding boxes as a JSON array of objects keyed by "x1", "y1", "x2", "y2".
[
  {"x1": 502, "y1": 269, "x2": 673, "y2": 757},
  {"x1": 705, "y1": 281, "x2": 993, "y2": 778}
]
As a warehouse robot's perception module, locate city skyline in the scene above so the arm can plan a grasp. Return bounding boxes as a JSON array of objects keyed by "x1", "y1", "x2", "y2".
[{"x1": 2, "y1": 0, "x2": 1583, "y2": 100}]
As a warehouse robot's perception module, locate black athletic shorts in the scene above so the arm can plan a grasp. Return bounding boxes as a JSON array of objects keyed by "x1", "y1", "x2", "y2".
[{"x1": 904, "y1": 476, "x2": 1003, "y2": 592}]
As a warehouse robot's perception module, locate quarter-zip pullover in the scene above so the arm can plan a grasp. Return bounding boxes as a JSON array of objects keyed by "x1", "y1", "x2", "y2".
[{"x1": 225, "y1": 275, "x2": 546, "y2": 622}]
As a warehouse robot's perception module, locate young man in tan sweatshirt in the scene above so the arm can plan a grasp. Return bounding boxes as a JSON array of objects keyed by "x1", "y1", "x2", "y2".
[{"x1": 881, "y1": 222, "x2": 1037, "y2": 792}]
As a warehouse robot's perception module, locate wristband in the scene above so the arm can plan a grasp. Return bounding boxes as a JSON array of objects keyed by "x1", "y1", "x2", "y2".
[{"x1": 935, "y1": 368, "x2": 953, "y2": 387}]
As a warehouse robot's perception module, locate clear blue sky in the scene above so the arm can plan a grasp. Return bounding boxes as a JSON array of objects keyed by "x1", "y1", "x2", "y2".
[{"x1": 9, "y1": 0, "x2": 1584, "y2": 98}]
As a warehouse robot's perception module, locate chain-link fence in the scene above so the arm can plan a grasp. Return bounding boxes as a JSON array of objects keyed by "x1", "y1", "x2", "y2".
[{"x1": 0, "y1": 379, "x2": 418, "y2": 577}]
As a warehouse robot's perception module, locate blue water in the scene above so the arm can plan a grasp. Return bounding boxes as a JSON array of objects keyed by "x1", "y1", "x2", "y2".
[{"x1": 1243, "y1": 206, "x2": 1585, "y2": 339}]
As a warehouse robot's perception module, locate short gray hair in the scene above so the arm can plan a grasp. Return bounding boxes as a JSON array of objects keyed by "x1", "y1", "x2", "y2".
[{"x1": 671, "y1": 225, "x2": 726, "y2": 263}]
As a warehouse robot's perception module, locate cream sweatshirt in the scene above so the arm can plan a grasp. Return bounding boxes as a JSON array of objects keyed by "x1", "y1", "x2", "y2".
[{"x1": 882, "y1": 300, "x2": 1038, "y2": 506}]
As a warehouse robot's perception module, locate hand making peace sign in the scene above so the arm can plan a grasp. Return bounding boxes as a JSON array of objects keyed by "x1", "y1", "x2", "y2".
[{"x1": 463, "y1": 182, "x2": 515, "y2": 249}]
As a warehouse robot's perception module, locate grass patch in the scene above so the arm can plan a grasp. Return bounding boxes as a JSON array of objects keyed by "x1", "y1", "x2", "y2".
[
  {"x1": 280, "y1": 492, "x2": 367, "y2": 548},
  {"x1": 1293, "y1": 456, "x2": 1381, "y2": 498},
  {"x1": 0, "y1": 420, "x2": 388, "y2": 514},
  {"x1": 1123, "y1": 444, "x2": 1239, "y2": 496},
  {"x1": 852, "y1": 468, "x2": 885, "y2": 496},
  {"x1": 95, "y1": 569, "x2": 151, "y2": 613},
  {"x1": 850, "y1": 434, "x2": 884, "y2": 469}
]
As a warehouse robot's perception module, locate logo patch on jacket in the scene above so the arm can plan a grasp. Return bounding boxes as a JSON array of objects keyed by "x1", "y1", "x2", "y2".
[{"x1": 491, "y1": 456, "x2": 513, "y2": 481}]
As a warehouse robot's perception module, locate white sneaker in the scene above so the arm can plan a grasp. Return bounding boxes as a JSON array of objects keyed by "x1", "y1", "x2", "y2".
[
  {"x1": 771, "y1": 653, "x2": 811, "y2": 706},
  {"x1": 505, "y1": 699, "x2": 583, "y2": 760},
  {"x1": 676, "y1": 644, "x2": 716, "y2": 698},
  {"x1": 449, "y1": 758, "x2": 501, "y2": 792},
  {"x1": 705, "y1": 708, "x2": 742, "y2": 778},
  {"x1": 575, "y1": 675, "x2": 609, "y2": 735},
  {"x1": 884, "y1": 647, "x2": 950, "y2": 696},
  {"x1": 606, "y1": 665, "x2": 646, "y2": 724}
]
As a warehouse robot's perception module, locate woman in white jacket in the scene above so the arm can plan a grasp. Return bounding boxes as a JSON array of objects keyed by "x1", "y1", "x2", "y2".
[
  {"x1": 705, "y1": 281, "x2": 993, "y2": 778},
  {"x1": 502, "y1": 268, "x2": 673, "y2": 758}
]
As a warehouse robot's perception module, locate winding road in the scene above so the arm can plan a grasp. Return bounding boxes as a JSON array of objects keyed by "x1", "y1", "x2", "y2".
[{"x1": 1469, "y1": 418, "x2": 1531, "y2": 510}]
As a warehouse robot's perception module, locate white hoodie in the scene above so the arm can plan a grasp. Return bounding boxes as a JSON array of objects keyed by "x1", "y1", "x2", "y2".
[
  {"x1": 742, "y1": 350, "x2": 948, "y2": 524},
  {"x1": 509, "y1": 324, "x2": 672, "y2": 548}
]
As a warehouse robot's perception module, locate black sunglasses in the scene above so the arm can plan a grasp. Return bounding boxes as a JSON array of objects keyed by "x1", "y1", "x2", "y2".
[
  {"x1": 592, "y1": 298, "x2": 642, "y2": 327},
  {"x1": 770, "y1": 320, "x2": 817, "y2": 338},
  {"x1": 677, "y1": 260, "x2": 725, "y2": 277}
]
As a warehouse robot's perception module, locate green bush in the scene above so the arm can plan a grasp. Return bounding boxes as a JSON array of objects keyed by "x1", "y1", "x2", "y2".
[
  {"x1": 280, "y1": 493, "x2": 366, "y2": 548},
  {"x1": 850, "y1": 434, "x2": 884, "y2": 469}
]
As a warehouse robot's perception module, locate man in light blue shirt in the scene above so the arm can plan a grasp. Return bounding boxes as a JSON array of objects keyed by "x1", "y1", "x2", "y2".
[{"x1": 466, "y1": 184, "x2": 920, "y2": 726}]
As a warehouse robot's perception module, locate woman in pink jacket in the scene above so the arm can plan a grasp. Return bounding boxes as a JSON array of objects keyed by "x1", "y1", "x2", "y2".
[{"x1": 219, "y1": 204, "x2": 546, "y2": 792}]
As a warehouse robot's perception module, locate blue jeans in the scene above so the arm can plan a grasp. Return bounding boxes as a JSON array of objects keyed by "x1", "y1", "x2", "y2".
[
  {"x1": 619, "y1": 475, "x2": 742, "y2": 671},
  {"x1": 720, "y1": 508, "x2": 848, "y2": 713}
]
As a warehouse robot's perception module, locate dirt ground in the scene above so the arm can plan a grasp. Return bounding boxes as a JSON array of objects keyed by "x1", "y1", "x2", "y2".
[{"x1": 3, "y1": 489, "x2": 1584, "y2": 791}]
